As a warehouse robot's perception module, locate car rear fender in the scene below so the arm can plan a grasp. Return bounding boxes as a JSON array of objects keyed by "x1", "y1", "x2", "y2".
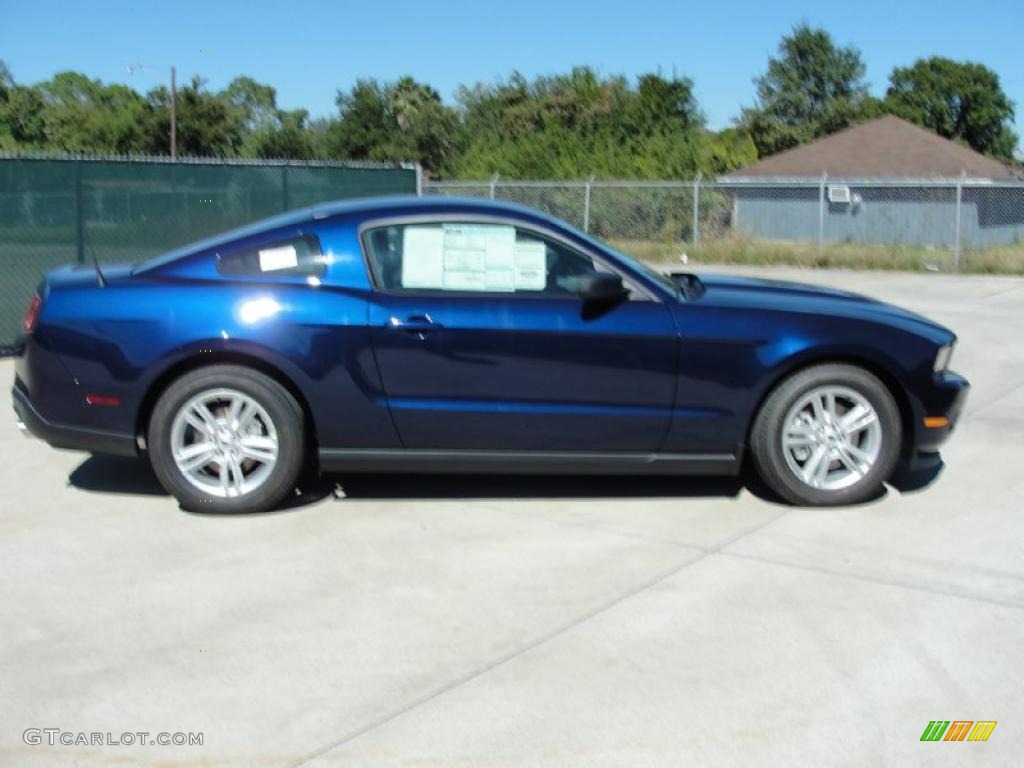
[{"x1": 134, "y1": 341, "x2": 317, "y2": 449}]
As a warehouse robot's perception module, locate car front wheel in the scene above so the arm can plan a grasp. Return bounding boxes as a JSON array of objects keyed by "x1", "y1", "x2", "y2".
[
  {"x1": 750, "y1": 363, "x2": 902, "y2": 506},
  {"x1": 147, "y1": 365, "x2": 305, "y2": 513}
]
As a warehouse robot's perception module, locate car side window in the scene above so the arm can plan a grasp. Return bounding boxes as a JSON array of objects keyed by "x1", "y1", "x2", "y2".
[
  {"x1": 363, "y1": 222, "x2": 622, "y2": 297},
  {"x1": 216, "y1": 233, "x2": 325, "y2": 278}
]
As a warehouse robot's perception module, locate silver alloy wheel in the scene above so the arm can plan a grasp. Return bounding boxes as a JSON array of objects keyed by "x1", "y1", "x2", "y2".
[
  {"x1": 781, "y1": 385, "x2": 883, "y2": 492},
  {"x1": 169, "y1": 388, "x2": 279, "y2": 498}
]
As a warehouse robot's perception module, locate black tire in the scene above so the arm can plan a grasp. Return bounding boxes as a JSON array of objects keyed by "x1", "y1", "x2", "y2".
[
  {"x1": 750, "y1": 363, "x2": 902, "y2": 506},
  {"x1": 147, "y1": 365, "x2": 305, "y2": 513}
]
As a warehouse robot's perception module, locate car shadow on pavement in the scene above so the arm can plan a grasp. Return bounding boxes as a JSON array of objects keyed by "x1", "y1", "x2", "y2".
[
  {"x1": 67, "y1": 455, "x2": 340, "y2": 513},
  {"x1": 68, "y1": 454, "x2": 766, "y2": 510},
  {"x1": 68, "y1": 454, "x2": 167, "y2": 496},
  {"x1": 332, "y1": 472, "x2": 748, "y2": 500},
  {"x1": 67, "y1": 453, "x2": 944, "y2": 509}
]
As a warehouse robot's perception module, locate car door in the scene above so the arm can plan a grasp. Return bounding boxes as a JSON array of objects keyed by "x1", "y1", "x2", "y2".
[{"x1": 362, "y1": 216, "x2": 680, "y2": 451}]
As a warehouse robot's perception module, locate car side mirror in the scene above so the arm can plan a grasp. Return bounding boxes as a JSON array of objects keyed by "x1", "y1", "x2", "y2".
[{"x1": 577, "y1": 272, "x2": 629, "y2": 304}]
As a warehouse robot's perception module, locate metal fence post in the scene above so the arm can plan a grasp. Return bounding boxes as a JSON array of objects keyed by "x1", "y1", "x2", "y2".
[
  {"x1": 74, "y1": 160, "x2": 85, "y2": 264},
  {"x1": 489, "y1": 173, "x2": 499, "y2": 200},
  {"x1": 692, "y1": 173, "x2": 702, "y2": 247},
  {"x1": 818, "y1": 172, "x2": 827, "y2": 252},
  {"x1": 281, "y1": 164, "x2": 290, "y2": 211},
  {"x1": 953, "y1": 173, "x2": 964, "y2": 271},
  {"x1": 583, "y1": 173, "x2": 595, "y2": 233},
  {"x1": 415, "y1": 163, "x2": 423, "y2": 197}
]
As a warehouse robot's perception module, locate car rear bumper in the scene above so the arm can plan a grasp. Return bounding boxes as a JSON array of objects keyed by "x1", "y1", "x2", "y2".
[{"x1": 12, "y1": 384, "x2": 137, "y2": 457}]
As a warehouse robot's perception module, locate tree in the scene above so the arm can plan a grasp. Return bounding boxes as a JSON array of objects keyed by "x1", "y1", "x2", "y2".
[
  {"x1": 0, "y1": 64, "x2": 762, "y2": 177},
  {"x1": 886, "y1": 57, "x2": 1017, "y2": 160},
  {"x1": 249, "y1": 108, "x2": 313, "y2": 159},
  {"x1": 0, "y1": 62, "x2": 47, "y2": 150},
  {"x1": 224, "y1": 77, "x2": 313, "y2": 158},
  {"x1": 699, "y1": 128, "x2": 758, "y2": 174},
  {"x1": 224, "y1": 76, "x2": 279, "y2": 134},
  {"x1": 453, "y1": 67, "x2": 718, "y2": 179},
  {"x1": 148, "y1": 76, "x2": 242, "y2": 157},
  {"x1": 387, "y1": 77, "x2": 463, "y2": 173},
  {"x1": 36, "y1": 71, "x2": 156, "y2": 154},
  {"x1": 305, "y1": 116, "x2": 335, "y2": 160},
  {"x1": 327, "y1": 77, "x2": 461, "y2": 173},
  {"x1": 0, "y1": 86, "x2": 46, "y2": 149},
  {"x1": 740, "y1": 24, "x2": 874, "y2": 156}
]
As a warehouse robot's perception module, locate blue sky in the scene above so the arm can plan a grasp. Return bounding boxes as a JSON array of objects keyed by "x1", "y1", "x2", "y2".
[{"x1": 4, "y1": 0, "x2": 1023, "y2": 138}]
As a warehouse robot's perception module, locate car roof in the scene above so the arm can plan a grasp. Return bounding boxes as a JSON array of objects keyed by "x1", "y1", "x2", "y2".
[
  {"x1": 310, "y1": 194, "x2": 562, "y2": 223},
  {"x1": 232, "y1": 195, "x2": 563, "y2": 232},
  {"x1": 135, "y1": 196, "x2": 561, "y2": 273}
]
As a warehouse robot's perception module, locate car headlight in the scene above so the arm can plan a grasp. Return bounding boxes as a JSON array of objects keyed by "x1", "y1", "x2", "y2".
[{"x1": 934, "y1": 343, "x2": 954, "y2": 373}]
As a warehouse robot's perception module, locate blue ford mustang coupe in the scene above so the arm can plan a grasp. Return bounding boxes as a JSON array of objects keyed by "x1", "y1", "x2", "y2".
[{"x1": 12, "y1": 196, "x2": 967, "y2": 512}]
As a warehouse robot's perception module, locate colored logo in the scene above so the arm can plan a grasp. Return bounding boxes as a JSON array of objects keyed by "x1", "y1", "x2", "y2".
[{"x1": 921, "y1": 721, "x2": 996, "y2": 742}]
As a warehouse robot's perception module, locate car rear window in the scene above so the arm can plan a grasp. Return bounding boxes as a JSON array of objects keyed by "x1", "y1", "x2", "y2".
[{"x1": 216, "y1": 234, "x2": 325, "y2": 277}]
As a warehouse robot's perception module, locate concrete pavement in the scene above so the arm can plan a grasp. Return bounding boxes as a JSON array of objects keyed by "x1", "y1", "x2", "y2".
[{"x1": 1, "y1": 266, "x2": 1022, "y2": 767}]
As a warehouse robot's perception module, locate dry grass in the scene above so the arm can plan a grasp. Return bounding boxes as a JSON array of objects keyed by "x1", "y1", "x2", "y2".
[{"x1": 607, "y1": 237, "x2": 1024, "y2": 275}]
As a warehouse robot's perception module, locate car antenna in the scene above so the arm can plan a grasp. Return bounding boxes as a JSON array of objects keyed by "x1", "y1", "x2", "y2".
[{"x1": 89, "y1": 246, "x2": 106, "y2": 287}]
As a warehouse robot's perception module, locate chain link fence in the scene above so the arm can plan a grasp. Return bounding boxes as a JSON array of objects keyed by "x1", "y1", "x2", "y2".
[
  {"x1": 0, "y1": 154, "x2": 418, "y2": 351},
  {"x1": 425, "y1": 178, "x2": 1024, "y2": 274},
  {"x1": 5, "y1": 168, "x2": 1022, "y2": 350}
]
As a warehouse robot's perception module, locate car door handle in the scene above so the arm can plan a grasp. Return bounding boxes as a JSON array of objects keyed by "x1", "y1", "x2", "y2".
[{"x1": 387, "y1": 314, "x2": 444, "y2": 334}]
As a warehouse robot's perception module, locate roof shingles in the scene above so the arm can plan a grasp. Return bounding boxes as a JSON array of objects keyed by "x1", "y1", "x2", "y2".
[{"x1": 725, "y1": 115, "x2": 1014, "y2": 180}]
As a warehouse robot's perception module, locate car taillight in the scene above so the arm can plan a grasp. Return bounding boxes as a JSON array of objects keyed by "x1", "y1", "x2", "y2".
[{"x1": 22, "y1": 293, "x2": 42, "y2": 334}]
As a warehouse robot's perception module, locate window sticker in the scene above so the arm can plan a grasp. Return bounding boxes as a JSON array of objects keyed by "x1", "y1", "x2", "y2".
[
  {"x1": 513, "y1": 239, "x2": 546, "y2": 290},
  {"x1": 401, "y1": 226, "x2": 445, "y2": 288},
  {"x1": 441, "y1": 224, "x2": 516, "y2": 292},
  {"x1": 398, "y1": 223, "x2": 550, "y2": 292},
  {"x1": 258, "y1": 244, "x2": 298, "y2": 272}
]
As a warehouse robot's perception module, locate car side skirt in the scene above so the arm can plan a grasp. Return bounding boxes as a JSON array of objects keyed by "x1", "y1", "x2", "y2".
[{"x1": 317, "y1": 448, "x2": 741, "y2": 475}]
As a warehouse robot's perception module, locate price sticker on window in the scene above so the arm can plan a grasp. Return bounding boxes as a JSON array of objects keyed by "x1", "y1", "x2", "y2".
[{"x1": 258, "y1": 245, "x2": 299, "y2": 272}]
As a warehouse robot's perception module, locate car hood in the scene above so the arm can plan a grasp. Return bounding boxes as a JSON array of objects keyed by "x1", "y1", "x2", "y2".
[{"x1": 677, "y1": 273, "x2": 954, "y2": 342}]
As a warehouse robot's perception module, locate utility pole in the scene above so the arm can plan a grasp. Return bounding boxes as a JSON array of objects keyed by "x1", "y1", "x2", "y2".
[{"x1": 170, "y1": 66, "x2": 177, "y2": 160}]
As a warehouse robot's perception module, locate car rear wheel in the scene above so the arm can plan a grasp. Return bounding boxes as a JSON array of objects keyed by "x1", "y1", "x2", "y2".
[
  {"x1": 148, "y1": 365, "x2": 305, "y2": 513},
  {"x1": 750, "y1": 363, "x2": 901, "y2": 506}
]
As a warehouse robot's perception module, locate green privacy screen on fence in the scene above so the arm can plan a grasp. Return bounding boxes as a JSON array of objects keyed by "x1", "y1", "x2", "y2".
[{"x1": 0, "y1": 154, "x2": 418, "y2": 350}]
